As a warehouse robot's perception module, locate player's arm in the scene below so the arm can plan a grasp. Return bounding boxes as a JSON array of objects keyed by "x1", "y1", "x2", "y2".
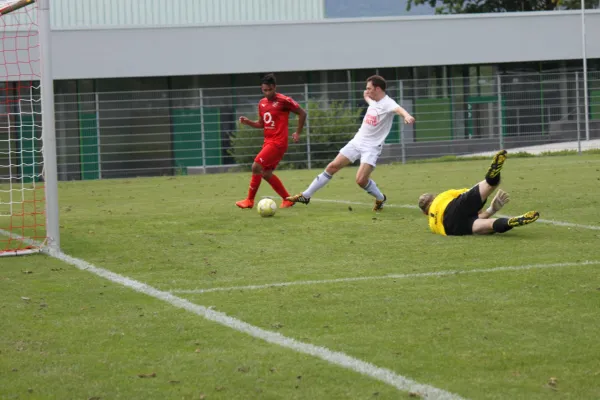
[
  {"x1": 290, "y1": 106, "x2": 306, "y2": 142},
  {"x1": 240, "y1": 103, "x2": 265, "y2": 129},
  {"x1": 394, "y1": 106, "x2": 415, "y2": 124},
  {"x1": 239, "y1": 116, "x2": 264, "y2": 129},
  {"x1": 363, "y1": 90, "x2": 376, "y2": 107},
  {"x1": 478, "y1": 189, "x2": 510, "y2": 219},
  {"x1": 287, "y1": 97, "x2": 306, "y2": 143}
]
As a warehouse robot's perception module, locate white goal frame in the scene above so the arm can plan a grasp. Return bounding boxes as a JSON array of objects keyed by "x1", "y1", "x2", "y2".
[{"x1": 0, "y1": 0, "x2": 59, "y2": 256}]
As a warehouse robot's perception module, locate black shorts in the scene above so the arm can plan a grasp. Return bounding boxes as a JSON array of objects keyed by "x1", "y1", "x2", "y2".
[{"x1": 443, "y1": 185, "x2": 487, "y2": 236}]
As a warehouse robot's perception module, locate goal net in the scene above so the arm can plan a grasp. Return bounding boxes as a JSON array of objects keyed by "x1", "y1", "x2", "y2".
[{"x1": 0, "y1": 0, "x2": 46, "y2": 256}]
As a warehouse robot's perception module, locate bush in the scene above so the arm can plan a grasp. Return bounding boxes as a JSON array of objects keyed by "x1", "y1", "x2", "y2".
[
  {"x1": 229, "y1": 100, "x2": 362, "y2": 170},
  {"x1": 305, "y1": 100, "x2": 362, "y2": 168},
  {"x1": 228, "y1": 118, "x2": 267, "y2": 168}
]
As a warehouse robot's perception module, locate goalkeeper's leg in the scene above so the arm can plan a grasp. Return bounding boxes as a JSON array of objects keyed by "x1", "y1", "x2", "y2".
[
  {"x1": 476, "y1": 150, "x2": 507, "y2": 201},
  {"x1": 485, "y1": 149, "x2": 507, "y2": 186},
  {"x1": 472, "y1": 211, "x2": 540, "y2": 235}
]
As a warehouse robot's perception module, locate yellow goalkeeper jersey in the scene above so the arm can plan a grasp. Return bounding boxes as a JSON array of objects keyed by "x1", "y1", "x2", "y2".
[{"x1": 427, "y1": 188, "x2": 469, "y2": 236}]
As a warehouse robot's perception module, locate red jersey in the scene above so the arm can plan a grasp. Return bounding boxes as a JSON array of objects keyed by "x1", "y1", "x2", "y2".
[{"x1": 258, "y1": 93, "x2": 300, "y2": 148}]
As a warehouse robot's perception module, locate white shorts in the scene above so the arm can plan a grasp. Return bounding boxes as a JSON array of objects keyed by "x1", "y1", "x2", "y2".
[{"x1": 339, "y1": 140, "x2": 383, "y2": 167}]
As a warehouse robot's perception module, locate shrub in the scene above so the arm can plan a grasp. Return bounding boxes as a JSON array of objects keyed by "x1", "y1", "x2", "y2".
[{"x1": 229, "y1": 101, "x2": 362, "y2": 170}]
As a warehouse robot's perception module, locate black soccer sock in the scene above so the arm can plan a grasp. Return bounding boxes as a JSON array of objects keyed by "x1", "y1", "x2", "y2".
[
  {"x1": 486, "y1": 173, "x2": 500, "y2": 187},
  {"x1": 492, "y1": 218, "x2": 513, "y2": 233}
]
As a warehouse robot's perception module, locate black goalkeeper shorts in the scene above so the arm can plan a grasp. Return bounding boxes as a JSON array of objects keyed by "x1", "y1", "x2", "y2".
[{"x1": 443, "y1": 185, "x2": 488, "y2": 236}]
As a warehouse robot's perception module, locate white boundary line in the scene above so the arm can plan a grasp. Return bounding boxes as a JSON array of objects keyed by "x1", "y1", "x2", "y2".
[
  {"x1": 39, "y1": 248, "x2": 465, "y2": 400},
  {"x1": 315, "y1": 198, "x2": 419, "y2": 210},
  {"x1": 2, "y1": 193, "x2": 597, "y2": 399},
  {"x1": 534, "y1": 218, "x2": 600, "y2": 231},
  {"x1": 0, "y1": 227, "x2": 43, "y2": 256},
  {"x1": 171, "y1": 260, "x2": 600, "y2": 295},
  {"x1": 313, "y1": 199, "x2": 600, "y2": 231}
]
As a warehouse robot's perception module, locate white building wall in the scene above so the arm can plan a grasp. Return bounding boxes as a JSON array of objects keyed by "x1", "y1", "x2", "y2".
[
  {"x1": 50, "y1": 11, "x2": 600, "y2": 80},
  {"x1": 1, "y1": 5, "x2": 599, "y2": 81}
]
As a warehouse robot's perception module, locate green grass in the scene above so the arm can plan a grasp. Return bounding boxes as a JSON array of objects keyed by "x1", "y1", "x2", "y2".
[
  {"x1": 2, "y1": 154, "x2": 600, "y2": 399},
  {"x1": 406, "y1": 149, "x2": 600, "y2": 164},
  {"x1": 0, "y1": 184, "x2": 47, "y2": 251}
]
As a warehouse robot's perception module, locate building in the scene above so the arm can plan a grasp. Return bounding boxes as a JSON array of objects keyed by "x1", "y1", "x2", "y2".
[{"x1": 2, "y1": 1, "x2": 600, "y2": 179}]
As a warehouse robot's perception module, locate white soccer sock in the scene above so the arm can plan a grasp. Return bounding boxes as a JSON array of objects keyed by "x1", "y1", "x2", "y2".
[
  {"x1": 364, "y1": 179, "x2": 384, "y2": 201},
  {"x1": 303, "y1": 171, "x2": 333, "y2": 198}
]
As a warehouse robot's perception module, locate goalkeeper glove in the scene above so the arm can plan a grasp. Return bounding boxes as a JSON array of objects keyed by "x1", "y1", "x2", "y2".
[{"x1": 486, "y1": 189, "x2": 510, "y2": 215}]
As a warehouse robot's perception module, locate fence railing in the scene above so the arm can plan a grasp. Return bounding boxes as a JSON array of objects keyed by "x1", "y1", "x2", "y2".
[{"x1": 2, "y1": 71, "x2": 600, "y2": 181}]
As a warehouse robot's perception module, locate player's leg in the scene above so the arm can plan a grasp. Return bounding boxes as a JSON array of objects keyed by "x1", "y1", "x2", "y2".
[
  {"x1": 324, "y1": 151, "x2": 354, "y2": 176},
  {"x1": 471, "y1": 218, "x2": 496, "y2": 234},
  {"x1": 474, "y1": 180, "x2": 496, "y2": 204},
  {"x1": 448, "y1": 182, "x2": 495, "y2": 228},
  {"x1": 263, "y1": 168, "x2": 298, "y2": 208},
  {"x1": 355, "y1": 163, "x2": 386, "y2": 211},
  {"x1": 236, "y1": 160, "x2": 264, "y2": 209},
  {"x1": 263, "y1": 169, "x2": 294, "y2": 208},
  {"x1": 445, "y1": 184, "x2": 493, "y2": 233},
  {"x1": 468, "y1": 149, "x2": 509, "y2": 208},
  {"x1": 472, "y1": 211, "x2": 540, "y2": 235},
  {"x1": 286, "y1": 143, "x2": 356, "y2": 204},
  {"x1": 484, "y1": 149, "x2": 507, "y2": 187},
  {"x1": 356, "y1": 147, "x2": 386, "y2": 211},
  {"x1": 257, "y1": 145, "x2": 294, "y2": 208},
  {"x1": 355, "y1": 163, "x2": 374, "y2": 188}
]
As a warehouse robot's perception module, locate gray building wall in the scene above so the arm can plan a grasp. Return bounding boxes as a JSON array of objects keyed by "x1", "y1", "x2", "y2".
[{"x1": 51, "y1": 11, "x2": 600, "y2": 80}]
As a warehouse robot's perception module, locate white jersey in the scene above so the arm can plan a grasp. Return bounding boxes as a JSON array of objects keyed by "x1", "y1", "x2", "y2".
[{"x1": 353, "y1": 95, "x2": 400, "y2": 147}]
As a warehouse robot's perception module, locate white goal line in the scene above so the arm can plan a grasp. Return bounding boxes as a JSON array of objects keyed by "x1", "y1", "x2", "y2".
[
  {"x1": 170, "y1": 260, "x2": 600, "y2": 295},
  {"x1": 0, "y1": 227, "x2": 468, "y2": 399}
]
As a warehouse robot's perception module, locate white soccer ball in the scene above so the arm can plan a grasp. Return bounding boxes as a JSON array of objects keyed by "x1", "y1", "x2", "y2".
[{"x1": 257, "y1": 198, "x2": 277, "y2": 217}]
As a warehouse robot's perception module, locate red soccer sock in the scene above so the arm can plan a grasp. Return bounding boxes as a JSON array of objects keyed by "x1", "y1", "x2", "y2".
[
  {"x1": 247, "y1": 174, "x2": 262, "y2": 200},
  {"x1": 264, "y1": 174, "x2": 290, "y2": 199}
]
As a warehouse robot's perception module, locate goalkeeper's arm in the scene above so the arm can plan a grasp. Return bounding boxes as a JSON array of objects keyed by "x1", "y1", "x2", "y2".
[{"x1": 478, "y1": 189, "x2": 510, "y2": 219}]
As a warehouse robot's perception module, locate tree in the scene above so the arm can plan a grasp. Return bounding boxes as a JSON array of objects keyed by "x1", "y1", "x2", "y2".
[{"x1": 407, "y1": 0, "x2": 598, "y2": 14}]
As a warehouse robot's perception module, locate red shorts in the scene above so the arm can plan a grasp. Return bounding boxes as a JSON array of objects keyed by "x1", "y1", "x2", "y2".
[{"x1": 254, "y1": 143, "x2": 286, "y2": 170}]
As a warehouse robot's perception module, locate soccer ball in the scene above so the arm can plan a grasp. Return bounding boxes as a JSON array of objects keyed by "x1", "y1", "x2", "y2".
[{"x1": 257, "y1": 198, "x2": 277, "y2": 217}]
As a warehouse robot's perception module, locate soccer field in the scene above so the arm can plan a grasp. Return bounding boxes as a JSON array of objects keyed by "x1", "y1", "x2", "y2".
[{"x1": 2, "y1": 154, "x2": 600, "y2": 399}]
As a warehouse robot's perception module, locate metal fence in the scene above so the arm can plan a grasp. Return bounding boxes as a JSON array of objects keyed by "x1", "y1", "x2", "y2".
[{"x1": 7, "y1": 70, "x2": 600, "y2": 181}]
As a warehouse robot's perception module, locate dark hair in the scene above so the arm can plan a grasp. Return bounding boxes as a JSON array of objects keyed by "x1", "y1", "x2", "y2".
[
  {"x1": 261, "y1": 73, "x2": 277, "y2": 86},
  {"x1": 367, "y1": 75, "x2": 386, "y2": 92}
]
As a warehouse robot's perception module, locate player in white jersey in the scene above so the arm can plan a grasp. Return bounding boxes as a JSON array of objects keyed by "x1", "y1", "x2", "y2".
[{"x1": 286, "y1": 75, "x2": 415, "y2": 211}]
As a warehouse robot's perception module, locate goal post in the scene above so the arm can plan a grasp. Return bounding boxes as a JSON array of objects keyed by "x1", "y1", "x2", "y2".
[
  {"x1": 0, "y1": 0, "x2": 59, "y2": 256},
  {"x1": 0, "y1": 0, "x2": 35, "y2": 15}
]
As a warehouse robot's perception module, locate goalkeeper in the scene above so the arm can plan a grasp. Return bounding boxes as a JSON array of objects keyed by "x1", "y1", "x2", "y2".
[{"x1": 417, "y1": 150, "x2": 540, "y2": 236}]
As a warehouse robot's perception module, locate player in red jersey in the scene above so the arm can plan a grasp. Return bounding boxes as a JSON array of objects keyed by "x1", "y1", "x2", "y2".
[{"x1": 235, "y1": 73, "x2": 307, "y2": 209}]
